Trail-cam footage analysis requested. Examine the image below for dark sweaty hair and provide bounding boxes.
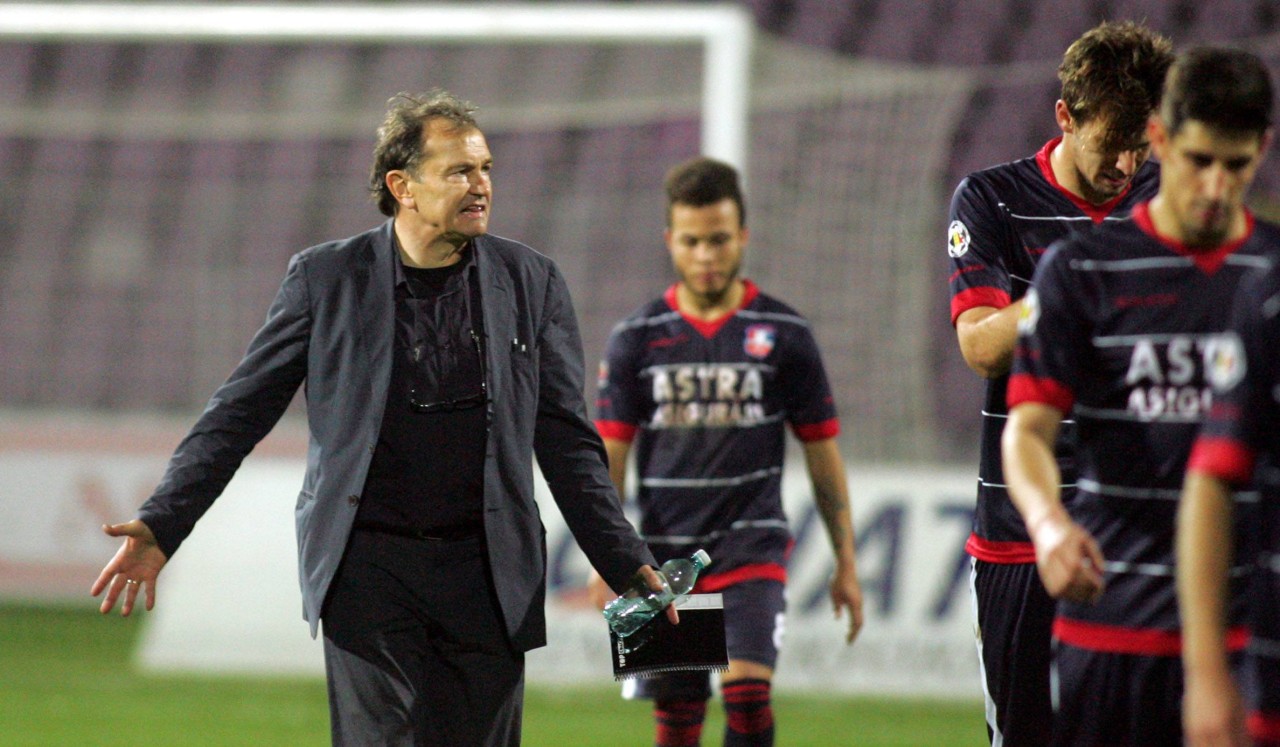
[369,89,479,216]
[1058,21,1174,150]
[663,156,747,228]
[1160,46,1274,138]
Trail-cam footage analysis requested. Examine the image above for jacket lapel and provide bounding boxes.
[356,220,397,400]
[474,236,512,407]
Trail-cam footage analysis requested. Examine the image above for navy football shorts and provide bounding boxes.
[623,578,786,701]
[969,557,1055,745]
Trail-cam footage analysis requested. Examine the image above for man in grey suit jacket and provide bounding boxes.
[91,90,668,746]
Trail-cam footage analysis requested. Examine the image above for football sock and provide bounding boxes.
[722,678,774,746]
[654,698,707,747]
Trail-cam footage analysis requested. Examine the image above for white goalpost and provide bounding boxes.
[0,2,753,170]
[0,0,997,697]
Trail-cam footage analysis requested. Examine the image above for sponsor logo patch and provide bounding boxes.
[948,220,971,258]
[1017,290,1040,335]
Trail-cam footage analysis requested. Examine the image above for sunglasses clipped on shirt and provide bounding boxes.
[408,330,489,413]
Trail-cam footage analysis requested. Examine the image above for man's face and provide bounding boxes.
[666,198,747,305]
[1152,118,1269,248]
[1064,113,1152,204]
[401,120,493,241]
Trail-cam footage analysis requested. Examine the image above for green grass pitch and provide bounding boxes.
[0,603,986,745]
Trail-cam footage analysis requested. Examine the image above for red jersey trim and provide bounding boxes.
[951,287,1012,325]
[792,418,840,442]
[665,279,761,339]
[1131,201,1255,275]
[1187,436,1257,486]
[1053,618,1250,656]
[1035,137,1132,223]
[693,563,787,592]
[1248,711,1280,742]
[966,534,1036,564]
[595,420,637,442]
[1007,373,1074,414]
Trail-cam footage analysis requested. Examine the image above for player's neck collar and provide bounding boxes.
[665,279,759,338]
[1132,201,1254,275]
[1036,137,1131,224]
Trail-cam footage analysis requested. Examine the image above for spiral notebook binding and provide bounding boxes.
[609,593,728,681]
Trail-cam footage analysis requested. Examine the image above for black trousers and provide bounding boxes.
[321,529,524,746]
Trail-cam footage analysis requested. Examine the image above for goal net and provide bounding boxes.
[0,1,1035,463]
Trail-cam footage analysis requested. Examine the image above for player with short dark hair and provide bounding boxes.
[1003,46,1276,746]
[590,156,863,747]
[1179,261,1280,747]
[946,20,1173,745]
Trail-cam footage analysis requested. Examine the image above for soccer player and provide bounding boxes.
[1002,47,1276,745]
[946,20,1173,744]
[1179,262,1280,747]
[590,156,863,747]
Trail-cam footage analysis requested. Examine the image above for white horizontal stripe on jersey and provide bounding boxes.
[981,410,1077,425]
[1072,403,1203,423]
[1002,208,1125,223]
[641,466,782,489]
[978,477,1078,490]
[1249,636,1280,660]
[641,361,776,376]
[1224,254,1273,269]
[1263,291,1280,319]
[1069,254,1271,274]
[611,310,683,333]
[1103,560,1252,578]
[1092,332,1229,347]
[644,518,791,545]
[1069,257,1193,272]
[737,309,810,327]
[642,412,786,432]
[1078,478,1261,504]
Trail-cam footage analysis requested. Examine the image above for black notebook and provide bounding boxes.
[609,593,729,680]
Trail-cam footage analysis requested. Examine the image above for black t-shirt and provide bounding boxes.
[358,252,487,534]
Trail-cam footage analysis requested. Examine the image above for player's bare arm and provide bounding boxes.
[802,437,863,644]
[90,519,167,617]
[1177,471,1248,747]
[955,302,1023,378]
[1002,402,1104,603]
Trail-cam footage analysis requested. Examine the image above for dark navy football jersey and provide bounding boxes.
[595,280,839,588]
[948,138,1159,562]
[1009,203,1275,655]
[1187,257,1280,736]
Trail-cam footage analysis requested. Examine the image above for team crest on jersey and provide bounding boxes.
[744,324,776,359]
[947,220,971,258]
[1017,290,1040,335]
[1205,333,1246,392]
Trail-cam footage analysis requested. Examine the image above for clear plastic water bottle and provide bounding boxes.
[603,549,711,638]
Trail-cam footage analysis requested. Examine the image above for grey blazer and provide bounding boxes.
[138,220,654,650]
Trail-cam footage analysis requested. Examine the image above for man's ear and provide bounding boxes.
[1054,100,1075,136]
[386,170,414,207]
[1147,116,1169,160]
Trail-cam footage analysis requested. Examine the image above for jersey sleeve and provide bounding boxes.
[1187,268,1280,485]
[1007,242,1088,414]
[593,322,644,443]
[948,175,1015,325]
[780,322,840,442]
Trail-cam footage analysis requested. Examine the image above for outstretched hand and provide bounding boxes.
[90,520,168,616]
